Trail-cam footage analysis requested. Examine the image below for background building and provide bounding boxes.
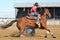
[14,2,60,19]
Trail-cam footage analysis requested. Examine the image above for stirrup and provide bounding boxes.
[36,22,40,27]
[36,22,39,24]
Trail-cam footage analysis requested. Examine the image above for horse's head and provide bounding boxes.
[44,7,51,17]
[37,7,51,18]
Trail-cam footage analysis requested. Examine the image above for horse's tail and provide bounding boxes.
[0,19,17,29]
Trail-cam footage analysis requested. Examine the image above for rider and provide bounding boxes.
[30,2,40,27]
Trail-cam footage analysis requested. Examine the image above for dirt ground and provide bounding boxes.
[0,23,60,40]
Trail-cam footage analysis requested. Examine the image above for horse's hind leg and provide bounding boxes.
[45,28,56,38]
[19,27,25,37]
[16,23,25,37]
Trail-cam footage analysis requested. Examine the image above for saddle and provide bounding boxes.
[26,15,37,20]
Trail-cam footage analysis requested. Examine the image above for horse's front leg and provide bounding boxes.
[45,28,56,38]
[40,21,56,38]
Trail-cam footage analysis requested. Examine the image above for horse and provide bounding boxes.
[0,7,56,38]
[16,7,56,38]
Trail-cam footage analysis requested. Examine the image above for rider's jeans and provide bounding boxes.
[31,12,40,22]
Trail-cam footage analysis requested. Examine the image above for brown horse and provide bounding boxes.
[17,8,56,38]
[0,7,56,38]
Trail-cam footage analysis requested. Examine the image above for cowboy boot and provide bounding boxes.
[36,22,40,28]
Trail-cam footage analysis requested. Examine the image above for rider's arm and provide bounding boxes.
[30,6,37,13]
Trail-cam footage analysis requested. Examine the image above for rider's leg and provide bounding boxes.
[37,14,40,27]
[31,12,41,27]
[34,13,41,27]
[34,13,40,22]
[37,14,40,22]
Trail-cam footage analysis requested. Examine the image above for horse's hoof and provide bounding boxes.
[53,36,56,38]
[44,36,47,38]
[20,35,25,37]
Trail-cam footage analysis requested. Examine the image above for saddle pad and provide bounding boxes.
[26,16,36,20]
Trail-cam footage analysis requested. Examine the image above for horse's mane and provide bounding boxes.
[37,7,45,15]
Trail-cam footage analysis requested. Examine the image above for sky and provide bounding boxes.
[0,0,60,18]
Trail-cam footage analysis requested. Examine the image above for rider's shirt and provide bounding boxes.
[30,6,37,13]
